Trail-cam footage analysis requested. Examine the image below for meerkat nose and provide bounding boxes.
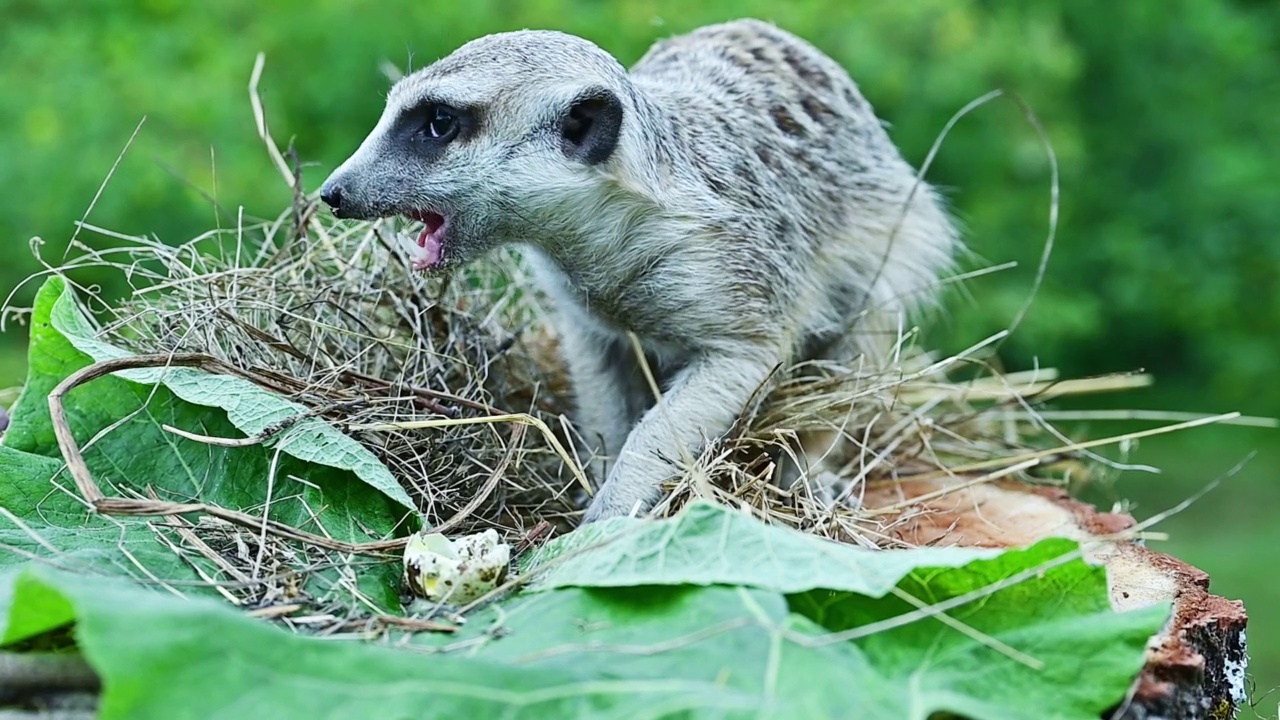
[320,180,344,214]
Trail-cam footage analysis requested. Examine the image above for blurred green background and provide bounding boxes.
[2,0,1277,703]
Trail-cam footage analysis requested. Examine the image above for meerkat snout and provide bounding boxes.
[318,183,344,216]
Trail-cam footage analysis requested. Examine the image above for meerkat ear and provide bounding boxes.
[560,88,623,165]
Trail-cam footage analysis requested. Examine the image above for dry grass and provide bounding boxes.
[73,204,589,534]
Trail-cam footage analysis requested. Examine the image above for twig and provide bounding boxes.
[49,353,237,505]
[907,412,1241,481]
[429,424,525,535]
[63,117,147,261]
[46,353,409,556]
[374,614,458,634]
[349,413,591,497]
[248,54,294,189]
[0,652,100,702]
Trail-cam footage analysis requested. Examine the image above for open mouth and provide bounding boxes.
[404,210,447,271]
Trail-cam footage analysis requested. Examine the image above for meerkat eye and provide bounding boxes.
[422,105,459,141]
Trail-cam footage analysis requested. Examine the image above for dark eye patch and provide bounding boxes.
[396,99,477,151]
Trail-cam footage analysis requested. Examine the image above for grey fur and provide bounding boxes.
[320,19,958,522]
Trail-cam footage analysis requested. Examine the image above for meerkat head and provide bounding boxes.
[319,30,636,273]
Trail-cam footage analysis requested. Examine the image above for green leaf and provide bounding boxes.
[3,568,770,719]
[789,540,1171,720]
[1,277,411,611]
[466,506,1167,720]
[0,445,207,642]
[411,583,901,715]
[0,569,76,645]
[0,445,196,579]
[0,444,82,518]
[523,500,1004,596]
[4,276,409,541]
[7,275,415,512]
[0,502,1168,720]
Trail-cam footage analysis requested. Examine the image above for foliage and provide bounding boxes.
[0,527,1168,719]
[1,0,1274,707]
[19,275,417,513]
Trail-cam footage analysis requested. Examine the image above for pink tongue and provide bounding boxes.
[417,227,443,266]
[414,212,445,267]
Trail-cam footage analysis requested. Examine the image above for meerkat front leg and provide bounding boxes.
[582,347,782,522]
[554,320,649,485]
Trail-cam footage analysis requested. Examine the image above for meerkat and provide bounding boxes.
[319,19,958,522]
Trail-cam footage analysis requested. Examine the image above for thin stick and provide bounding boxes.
[49,353,226,505]
[871,458,1042,514]
[430,424,524,535]
[993,409,1278,429]
[248,54,294,189]
[349,414,591,497]
[909,412,1241,480]
[0,506,62,556]
[889,584,1044,669]
[1001,92,1060,339]
[64,117,147,260]
[897,374,1153,404]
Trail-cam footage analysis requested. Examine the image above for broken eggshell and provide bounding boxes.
[402,528,511,605]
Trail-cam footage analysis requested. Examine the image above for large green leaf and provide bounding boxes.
[3,275,410,542]
[440,504,1170,720]
[523,500,1005,595]
[411,583,899,715]
[1,277,410,610]
[788,543,1166,720]
[0,445,205,644]
[4,567,770,720]
[0,443,82,518]
[0,500,1169,720]
[5,275,415,512]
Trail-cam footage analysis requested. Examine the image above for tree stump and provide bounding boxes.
[859,478,1249,719]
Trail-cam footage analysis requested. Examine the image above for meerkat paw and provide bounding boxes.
[581,478,662,524]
